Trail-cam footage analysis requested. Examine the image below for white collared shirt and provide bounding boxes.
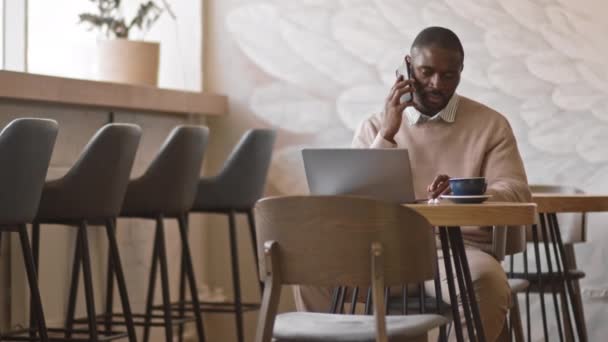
[404,93,460,125]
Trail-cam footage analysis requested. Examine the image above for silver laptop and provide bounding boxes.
[302,148,416,204]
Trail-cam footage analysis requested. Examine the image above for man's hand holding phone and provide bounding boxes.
[379,72,415,144]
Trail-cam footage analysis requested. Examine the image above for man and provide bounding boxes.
[294,27,531,341]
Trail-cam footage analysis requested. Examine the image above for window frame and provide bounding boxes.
[2,0,28,72]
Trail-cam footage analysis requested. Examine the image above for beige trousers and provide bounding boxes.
[293,247,511,342]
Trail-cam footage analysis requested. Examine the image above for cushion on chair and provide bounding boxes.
[273,312,447,342]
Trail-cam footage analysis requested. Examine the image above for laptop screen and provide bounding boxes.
[302,148,416,204]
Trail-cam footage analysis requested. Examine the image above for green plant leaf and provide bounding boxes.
[80,0,173,39]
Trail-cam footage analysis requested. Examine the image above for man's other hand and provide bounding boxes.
[427,174,451,199]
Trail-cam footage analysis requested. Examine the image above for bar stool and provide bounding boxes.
[0,118,58,342]
[113,125,209,342]
[184,129,276,342]
[32,123,141,342]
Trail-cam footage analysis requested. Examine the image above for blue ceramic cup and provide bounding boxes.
[449,177,487,196]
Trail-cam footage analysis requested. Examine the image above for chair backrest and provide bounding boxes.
[0,118,58,224]
[55,123,141,218]
[254,195,437,342]
[529,184,586,244]
[254,196,436,287]
[132,125,209,214]
[212,129,276,209]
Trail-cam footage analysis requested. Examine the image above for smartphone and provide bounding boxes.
[395,60,413,103]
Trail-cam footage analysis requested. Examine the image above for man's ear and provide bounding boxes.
[460,62,464,72]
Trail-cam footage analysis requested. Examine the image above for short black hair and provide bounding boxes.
[411,26,464,61]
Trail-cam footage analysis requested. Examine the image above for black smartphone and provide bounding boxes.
[395,60,413,103]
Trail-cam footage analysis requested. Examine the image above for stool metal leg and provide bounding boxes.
[246,210,263,295]
[65,228,82,339]
[178,214,206,342]
[104,244,114,336]
[156,216,174,342]
[105,219,137,342]
[79,221,99,341]
[228,210,245,342]
[30,222,41,341]
[18,224,49,342]
[177,222,188,342]
[143,227,160,342]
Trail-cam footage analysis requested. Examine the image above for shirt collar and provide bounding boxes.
[404,93,460,126]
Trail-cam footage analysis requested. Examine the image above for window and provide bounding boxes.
[0,3,4,66]
[26,0,201,91]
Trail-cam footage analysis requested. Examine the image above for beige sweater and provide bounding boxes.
[352,95,531,244]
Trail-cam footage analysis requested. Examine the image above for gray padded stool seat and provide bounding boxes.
[185,129,276,342]
[32,123,141,342]
[0,118,58,342]
[273,312,447,342]
[115,125,209,342]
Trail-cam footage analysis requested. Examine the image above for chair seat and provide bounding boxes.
[508,279,530,293]
[273,312,447,342]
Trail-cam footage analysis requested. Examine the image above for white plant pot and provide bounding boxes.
[97,39,160,86]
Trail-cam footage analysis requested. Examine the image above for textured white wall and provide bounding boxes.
[205,0,608,340]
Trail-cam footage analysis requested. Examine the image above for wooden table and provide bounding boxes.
[527,194,608,342]
[533,193,608,213]
[405,201,536,226]
[404,201,537,342]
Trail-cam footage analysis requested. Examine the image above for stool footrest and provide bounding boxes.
[1,327,128,342]
[71,312,197,327]
[150,300,261,313]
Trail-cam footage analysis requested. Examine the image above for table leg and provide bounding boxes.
[549,213,587,342]
[523,248,531,341]
[439,227,464,342]
[539,214,565,342]
[450,228,486,342]
[447,229,476,339]
[531,223,550,341]
[544,213,575,341]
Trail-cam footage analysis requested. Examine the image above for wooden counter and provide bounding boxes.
[0,70,227,116]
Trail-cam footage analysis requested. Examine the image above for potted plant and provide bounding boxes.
[79,0,176,86]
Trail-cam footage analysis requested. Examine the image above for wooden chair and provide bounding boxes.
[508,184,587,342]
[253,195,448,342]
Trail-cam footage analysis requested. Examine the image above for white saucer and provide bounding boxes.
[440,194,492,204]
